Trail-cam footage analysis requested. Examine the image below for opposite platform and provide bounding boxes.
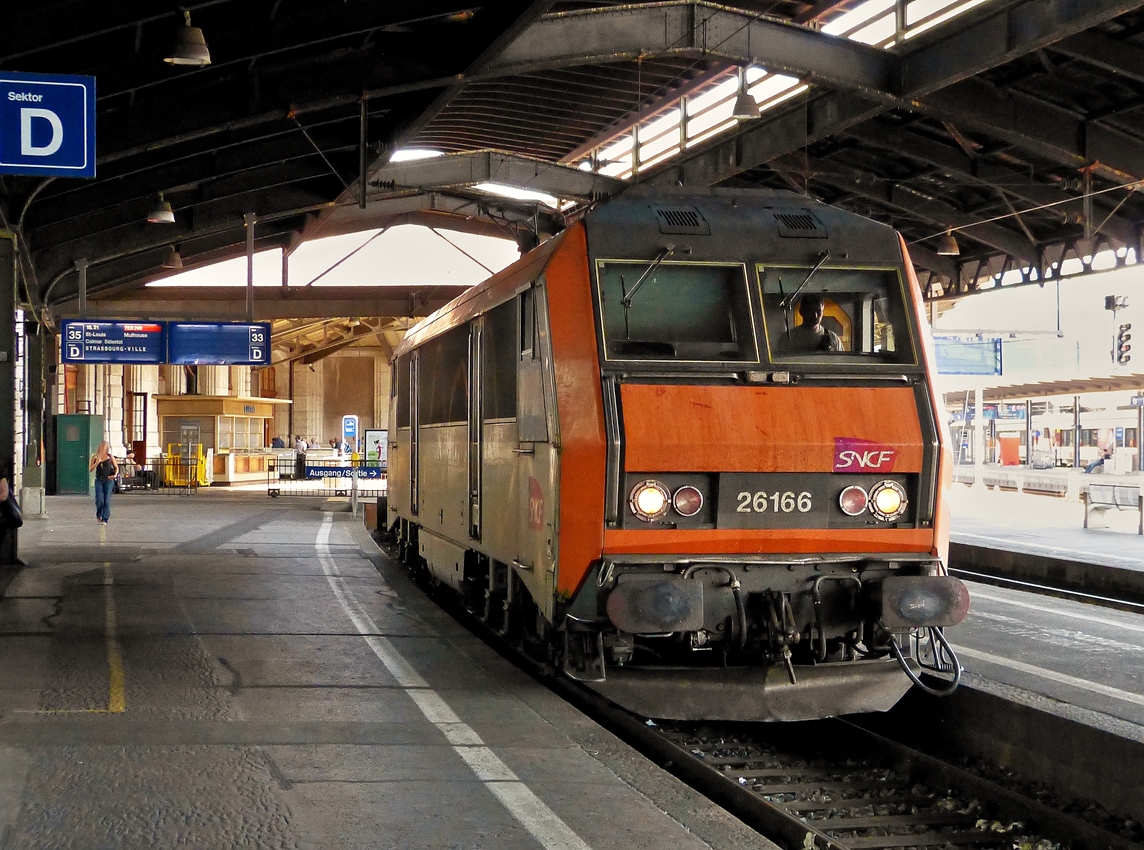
[0,493,773,849]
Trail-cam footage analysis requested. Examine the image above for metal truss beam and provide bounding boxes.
[788,155,1040,264]
[488,1,896,96]
[920,79,1144,183]
[51,285,471,322]
[1053,29,1144,85]
[650,0,1143,187]
[899,0,1144,96]
[844,123,1141,249]
[368,150,624,200]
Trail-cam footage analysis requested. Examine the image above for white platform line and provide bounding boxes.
[968,588,1144,634]
[951,644,1144,708]
[316,516,592,850]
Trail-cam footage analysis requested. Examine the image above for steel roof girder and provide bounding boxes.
[1052,30,1144,85]
[488,1,897,97]
[794,155,1039,265]
[898,242,959,282]
[921,79,1144,183]
[649,91,884,187]
[844,123,1140,249]
[370,150,624,200]
[898,0,1144,97]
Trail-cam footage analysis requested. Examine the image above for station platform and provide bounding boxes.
[946,483,1144,743]
[949,478,1144,572]
[0,494,772,849]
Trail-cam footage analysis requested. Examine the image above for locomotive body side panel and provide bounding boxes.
[479,419,521,563]
[416,423,469,546]
[899,236,953,564]
[544,225,608,599]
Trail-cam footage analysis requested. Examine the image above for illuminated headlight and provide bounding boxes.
[630,480,670,521]
[868,480,908,522]
[879,576,970,628]
[672,486,704,517]
[839,485,868,516]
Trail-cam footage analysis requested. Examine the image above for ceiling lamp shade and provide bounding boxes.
[148,194,175,224]
[936,229,960,256]
[164,11,211,66]
[162,248,183,270]
[731,68,758,121]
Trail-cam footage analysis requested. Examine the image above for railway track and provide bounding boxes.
[387,540,1138,850]
[647,718,1138,850]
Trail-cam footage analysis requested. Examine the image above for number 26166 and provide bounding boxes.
[736,491,812,513]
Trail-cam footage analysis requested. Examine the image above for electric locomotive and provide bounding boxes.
[388,187,968,721]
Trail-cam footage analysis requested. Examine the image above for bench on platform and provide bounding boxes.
[1083,484,1143,534]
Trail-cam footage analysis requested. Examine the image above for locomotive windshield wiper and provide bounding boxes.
[621,244,675,309]
[780,249,831,310]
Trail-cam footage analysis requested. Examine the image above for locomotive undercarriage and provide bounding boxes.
[565,556,964,720]
[393,517,962,720]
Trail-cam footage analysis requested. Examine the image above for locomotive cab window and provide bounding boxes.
[758,266,915,364]
[596,261,757,363]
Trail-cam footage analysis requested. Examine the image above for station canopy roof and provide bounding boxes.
[8,0,1144,340]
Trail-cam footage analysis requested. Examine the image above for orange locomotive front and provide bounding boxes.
[389,187,967,722]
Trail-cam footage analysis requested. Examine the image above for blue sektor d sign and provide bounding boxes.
[0,71,96,178]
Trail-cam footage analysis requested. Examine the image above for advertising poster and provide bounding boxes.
[364,429,388,465]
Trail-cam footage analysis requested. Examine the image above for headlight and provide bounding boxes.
[629,480,670,521]
[839,485,868,516]
[672,485,704,517]
[868,480,908,522]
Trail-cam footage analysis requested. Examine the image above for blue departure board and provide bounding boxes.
[167,322,271,365]
[61,320,166,363]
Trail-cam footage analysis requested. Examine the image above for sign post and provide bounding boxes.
[342,415,360,517]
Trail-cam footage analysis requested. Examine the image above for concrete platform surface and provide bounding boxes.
[950,483,1144,572]
[1,493,775,850]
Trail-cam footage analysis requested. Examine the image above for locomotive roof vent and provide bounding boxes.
[773,210,828,238]
[653,205,710,235]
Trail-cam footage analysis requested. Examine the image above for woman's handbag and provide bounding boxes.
[0,492,23,530]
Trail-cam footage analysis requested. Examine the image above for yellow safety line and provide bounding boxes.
[103,562,126,713]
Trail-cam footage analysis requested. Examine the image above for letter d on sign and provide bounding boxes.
[21,108,63,156]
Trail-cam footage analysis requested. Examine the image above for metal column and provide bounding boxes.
[1137,404,1143,473]
[1025,399,1033,468]
[972,387,985,486]
[0,226,19,563]
[21,323,46,515]
[1073,395,1082,468]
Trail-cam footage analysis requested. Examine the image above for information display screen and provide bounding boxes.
[61,320,165,363]
[167,322,271,365]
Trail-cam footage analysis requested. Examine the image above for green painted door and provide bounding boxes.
[56,414,104,494]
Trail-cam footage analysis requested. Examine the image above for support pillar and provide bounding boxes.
[1024,399,1033,470]
[0,225,18,563]
[1073,394,1082,469]
[972,387,985,489]
[21,324,46,516]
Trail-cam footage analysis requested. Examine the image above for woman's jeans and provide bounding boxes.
[94,478,114,522]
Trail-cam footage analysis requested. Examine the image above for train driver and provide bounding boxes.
[778,294,843,354]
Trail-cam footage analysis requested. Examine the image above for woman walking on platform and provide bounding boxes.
[88,441,118,525]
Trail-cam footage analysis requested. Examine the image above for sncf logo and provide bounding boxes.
[834,438,897,473]
[528,477,544,530]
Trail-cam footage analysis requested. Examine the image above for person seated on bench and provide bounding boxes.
[1084,447,1112,474]
[119,451,158,490]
